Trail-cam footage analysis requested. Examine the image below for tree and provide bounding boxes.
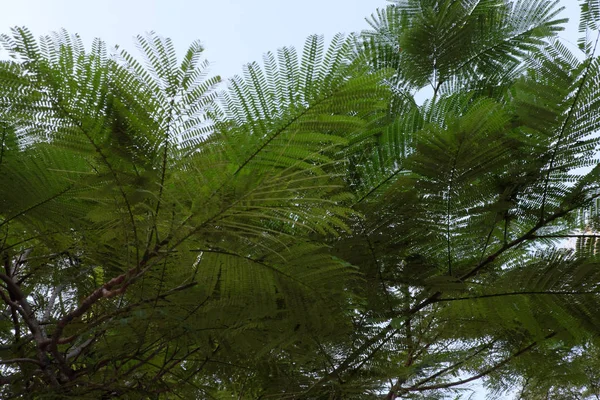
[1,0,600,398]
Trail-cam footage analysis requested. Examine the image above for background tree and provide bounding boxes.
[1,0,600,399]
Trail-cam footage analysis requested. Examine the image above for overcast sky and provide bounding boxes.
[0,0,583,81]
[0,1,588,398]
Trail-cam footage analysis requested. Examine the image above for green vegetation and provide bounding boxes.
[1,0,600,398]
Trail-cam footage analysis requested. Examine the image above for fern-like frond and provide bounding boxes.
[361,0,566,96]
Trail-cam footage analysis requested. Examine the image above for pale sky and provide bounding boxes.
[0,0,583,81]
[0,1,588,399]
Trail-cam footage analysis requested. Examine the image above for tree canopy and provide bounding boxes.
[1,0,600,398]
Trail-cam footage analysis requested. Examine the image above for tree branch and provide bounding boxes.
[435,290,600,302]
[0,270,59,386]
[401,332,556,393]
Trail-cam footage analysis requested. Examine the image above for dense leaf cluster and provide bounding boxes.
[1,1,600,399]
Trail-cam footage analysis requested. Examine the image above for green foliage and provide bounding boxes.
[2,1,600,399]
